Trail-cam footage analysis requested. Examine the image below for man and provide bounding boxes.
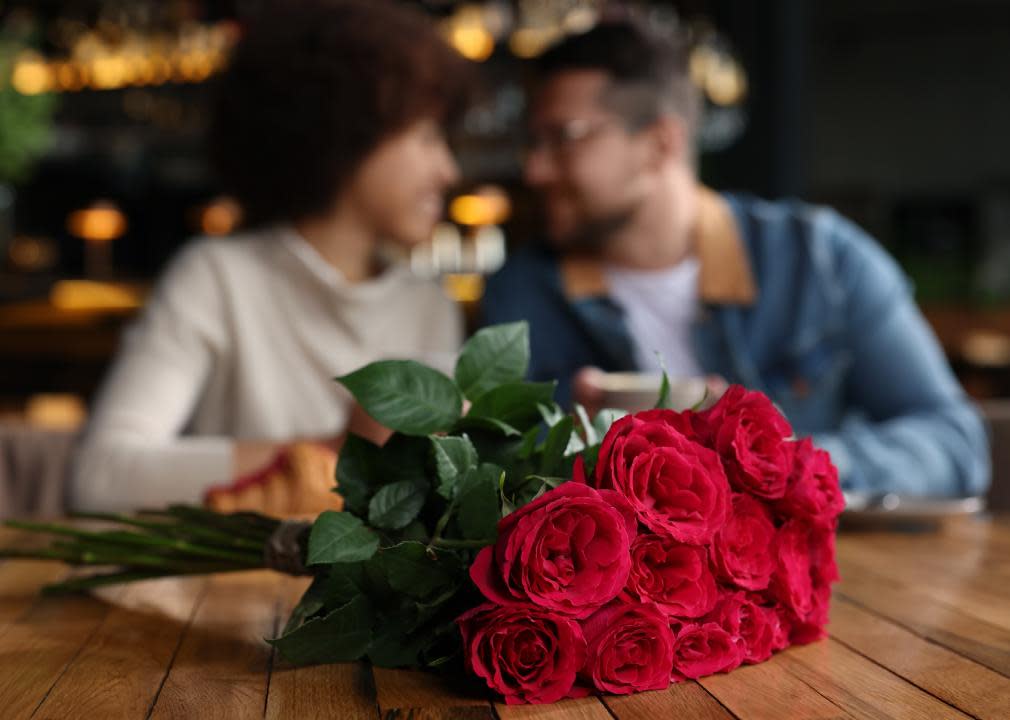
[482,20,989,497]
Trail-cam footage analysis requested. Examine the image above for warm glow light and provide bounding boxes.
[199,197,242,236]
[449,190,511,226]
[89,54,129,89]
[25,394,87,430]
[11,52,52,95]
[962,331,1010,368]
[53,61,84,91]
[706,60,748,106]
[449,25,495,62]
[67,203,128,243]
[508,27,561,59]
[49,280,143,311]
[442,273,485,303]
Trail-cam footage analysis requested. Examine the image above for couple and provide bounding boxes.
[73,0,989,514]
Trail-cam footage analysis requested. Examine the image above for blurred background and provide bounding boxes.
[2,0,1010,433]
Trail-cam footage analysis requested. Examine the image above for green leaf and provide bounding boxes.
[692,386,712,411]
[337,360,463,436]
[307,511,379,565]
[457,464,502,540]
[337,434,428,516]
[525,475,567,489]
[537,402,566,427]
[368,480,428,530]
[574,403,598,446]
[466,381,557,430]
[453,416,522,437]
[374,541,462,599]
[454,321,530,401]
[283,560,369,635]
[367,618,430,668]
[655,365,672,409]
[398,520,429,543]
[540,416,573,476]
[431,435,478,500]
[270,595,373,665]
[592,408,628,439]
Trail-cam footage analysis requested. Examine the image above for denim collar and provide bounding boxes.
[558,186,756,307]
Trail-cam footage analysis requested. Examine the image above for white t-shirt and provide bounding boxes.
[71,227,462,511]
[604,257,704,377]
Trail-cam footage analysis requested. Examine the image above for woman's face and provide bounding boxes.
[346,118,460,247]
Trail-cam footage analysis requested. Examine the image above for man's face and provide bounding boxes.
[524,70,653,249]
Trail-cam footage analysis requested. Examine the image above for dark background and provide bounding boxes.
[2,0,1010,411]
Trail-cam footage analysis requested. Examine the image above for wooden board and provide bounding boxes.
[0,515,1007,718]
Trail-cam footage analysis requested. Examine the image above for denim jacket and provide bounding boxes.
[482,189,990,497]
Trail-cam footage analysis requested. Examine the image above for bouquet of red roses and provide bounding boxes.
[1,322,842,706]
[459,388,843,703]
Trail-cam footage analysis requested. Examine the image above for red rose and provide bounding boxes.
[457,603,589,705]
[707,592,784,664]
[770,520,838,640]
[470,482,635,618]
[671,621,743,679]
[788,584,831,644]
[623,534,718,618]
[581,602,676,694]
[710,493,778,591]
[703,385,794,499]
[595,411,731,545]
[786,526,838,644]
[778,438,844,527]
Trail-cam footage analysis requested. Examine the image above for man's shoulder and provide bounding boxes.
[486,243,558,292]
[723,192,874,257]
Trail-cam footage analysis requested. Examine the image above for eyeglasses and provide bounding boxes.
[522,117,624,159]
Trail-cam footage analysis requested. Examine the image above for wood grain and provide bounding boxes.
[3,517,1010,718]
[0,586,123,719]
[267,662,378,720]
[31,577,205,720]
[148,571,279,719]
[835,565,1010,677]
[776,639,973,720]
[373,667,494,720]
[828,597,1010,720]
[602,681,734,719]
[494,696,613,720]
[0,560,67,624]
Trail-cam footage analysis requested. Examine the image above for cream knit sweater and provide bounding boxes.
[71,228,462,511]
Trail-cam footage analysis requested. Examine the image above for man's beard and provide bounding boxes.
[554,203,638,254]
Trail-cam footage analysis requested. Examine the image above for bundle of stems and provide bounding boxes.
[1,505,280,594]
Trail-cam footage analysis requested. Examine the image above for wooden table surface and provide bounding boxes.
[1,516,1008,720]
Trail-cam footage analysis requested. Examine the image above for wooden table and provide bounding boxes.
[1,516,1008,719]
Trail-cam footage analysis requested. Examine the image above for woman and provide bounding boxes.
[72,0,470,513]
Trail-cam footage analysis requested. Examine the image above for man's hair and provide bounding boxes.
[536,20,699,134]
[209,0,471,229]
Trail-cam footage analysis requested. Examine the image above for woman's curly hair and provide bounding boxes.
[209,0,471,228]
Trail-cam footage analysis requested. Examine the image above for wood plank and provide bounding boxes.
[602,681,735,719]
[837,537,1010,628]
[148,570,282,719]
[0,586,123,720]
[372,667,494,720]
[30,577,206,720]
[0,560,67,624]
[266,576,377,720]
[699,654,852,720]
[777,639,972,720]
[267,662,378,720]
[495,696,613,720]
[828,597,1010,720]
[836,566,1010,677]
